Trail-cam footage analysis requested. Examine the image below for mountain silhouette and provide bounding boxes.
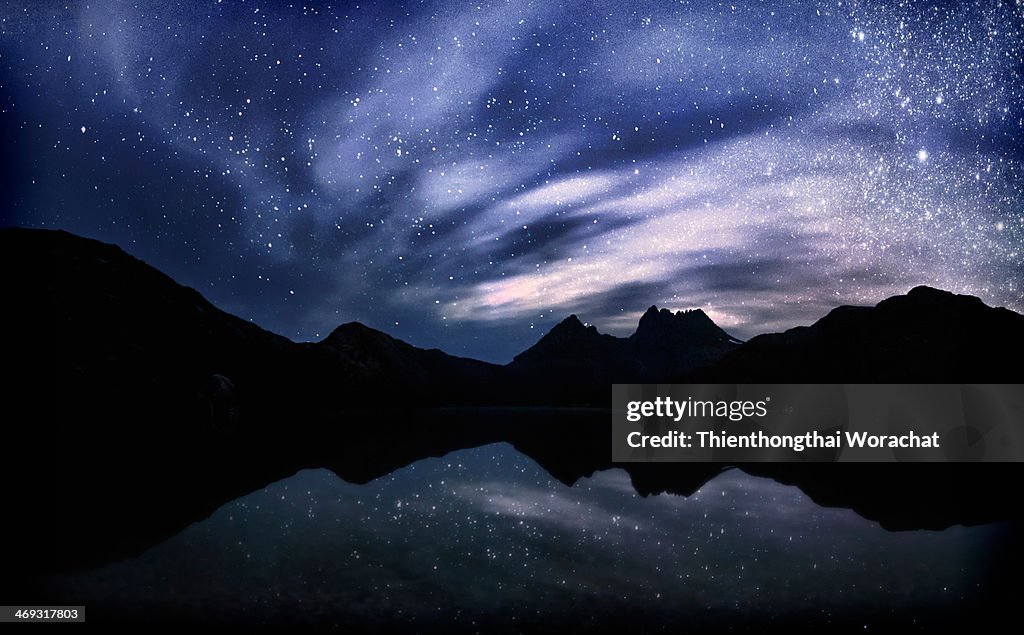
[507,307,742,403]
[512,306,742,379]
[703,285,1024,381]
[1,227,1022,582]
[506,314,635,403]
[317,321,504,404]
[631,305,743,375]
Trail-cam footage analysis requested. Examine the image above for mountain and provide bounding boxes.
[507,307,743,403]
[0,227,305,578]
[703,286,1024,381]
[630,305,742,376]
[507,315,640,402]
[511,314,630,371]
[316,321,503,404]
[0,227,310,430]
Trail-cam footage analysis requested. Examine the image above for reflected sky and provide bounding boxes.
[46,444,1003,630]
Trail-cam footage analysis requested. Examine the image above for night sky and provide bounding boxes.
[2,0,1022,362]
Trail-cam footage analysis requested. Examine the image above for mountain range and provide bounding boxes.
[1,227,1022,582]
[6,227,1021,416]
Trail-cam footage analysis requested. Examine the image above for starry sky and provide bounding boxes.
[2,0,1022,362]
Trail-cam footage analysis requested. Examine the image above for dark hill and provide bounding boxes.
[316,321,503,404]
[703,286,1024,381]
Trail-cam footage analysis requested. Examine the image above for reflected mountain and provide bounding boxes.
[34,444,1019,633]
[1,228,1022,586]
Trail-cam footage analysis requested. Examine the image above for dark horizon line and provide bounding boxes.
[3,224,1014,366]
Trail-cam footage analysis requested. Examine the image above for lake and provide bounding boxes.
[41,443,1010,631]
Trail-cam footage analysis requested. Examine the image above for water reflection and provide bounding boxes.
[48,443,1002,631]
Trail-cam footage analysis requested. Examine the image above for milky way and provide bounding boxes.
[2,0,1022,361]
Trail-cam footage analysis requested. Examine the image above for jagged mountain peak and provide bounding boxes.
[552,313,588,331]
[527,313,603,343]
[509,302,742,381]
[632,304,735,345]
[641,304,708,316]
[637,305,713,329]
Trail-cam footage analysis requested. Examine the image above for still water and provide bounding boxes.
[46,443,1005,631]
